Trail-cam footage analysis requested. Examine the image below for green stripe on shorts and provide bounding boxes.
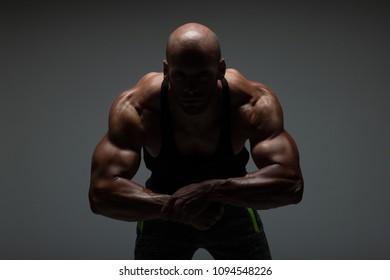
[247,208,260,233]
[137,221,144,233]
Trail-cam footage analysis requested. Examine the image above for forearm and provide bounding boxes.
[89,177,170,222]
[209,164,304,210]
[161,163,304,225]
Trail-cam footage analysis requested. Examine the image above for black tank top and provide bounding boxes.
[143,78,250,195]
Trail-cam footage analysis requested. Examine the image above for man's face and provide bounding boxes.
[164,53,224,115]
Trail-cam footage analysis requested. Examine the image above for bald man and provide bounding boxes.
[89,23,303,260]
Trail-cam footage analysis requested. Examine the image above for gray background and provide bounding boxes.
[1,0,389,259]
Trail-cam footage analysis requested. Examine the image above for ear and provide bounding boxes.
[163,60,169,80]
[218,58,226,80]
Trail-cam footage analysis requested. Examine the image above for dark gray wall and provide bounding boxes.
[1,0,389,259]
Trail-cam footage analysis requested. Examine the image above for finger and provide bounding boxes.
[160,198,175,220]
[165,197,187,222]
[178,200,210,224]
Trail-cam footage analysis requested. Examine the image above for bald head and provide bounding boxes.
[166,23,221,63]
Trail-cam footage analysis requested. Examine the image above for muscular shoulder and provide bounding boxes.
[114,72,163,112]
[108,72,163,149]
[226,69,284,141]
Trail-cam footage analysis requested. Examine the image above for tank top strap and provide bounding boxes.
[160,79,175,153]
[219,77,234,154]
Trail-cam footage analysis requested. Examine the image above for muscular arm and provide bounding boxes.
[162,84,303,222]
[210,89,303,209]
[210,131,303,209]
[88,93,169,222]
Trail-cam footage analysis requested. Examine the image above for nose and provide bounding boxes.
[185,78,199,95]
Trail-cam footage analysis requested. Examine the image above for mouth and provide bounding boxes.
[180,98,204,104]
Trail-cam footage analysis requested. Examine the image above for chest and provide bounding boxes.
[143,113,247,158]
[172,121,221,156]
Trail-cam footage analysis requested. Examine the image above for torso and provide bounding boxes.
[124,69,266,158]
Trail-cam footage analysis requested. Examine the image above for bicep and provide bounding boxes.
[91,134,141,181]
[91,95,144,181]
[250,131,301,176]
[247,87,300,170]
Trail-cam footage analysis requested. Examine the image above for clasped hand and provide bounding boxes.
[160,181,224,230]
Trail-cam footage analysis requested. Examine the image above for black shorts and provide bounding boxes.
[134,205,272,260]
